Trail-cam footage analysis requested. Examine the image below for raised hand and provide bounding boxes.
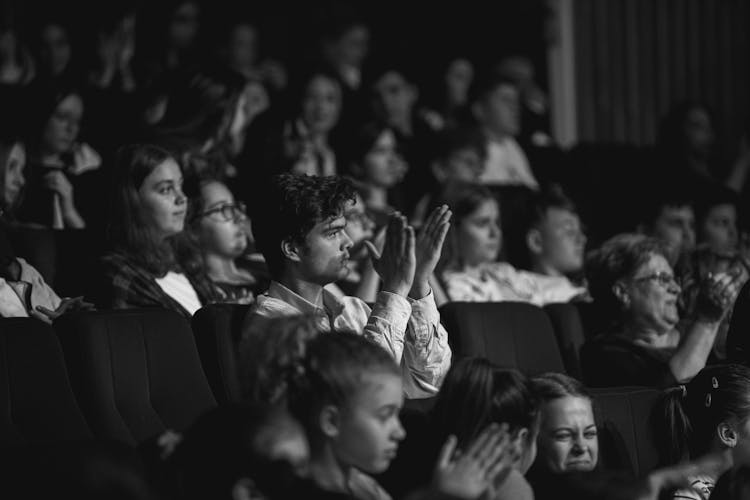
[432,423,515,499]
[365,213,416,297]
[696,270,745,322]
[411,204,452,298]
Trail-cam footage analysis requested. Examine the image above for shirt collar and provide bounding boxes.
[267,281,345,317]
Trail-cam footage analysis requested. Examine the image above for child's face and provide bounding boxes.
[702,204,738,254]
[362,129,407,189]
[333,372,405,474]
[196,181,248,259]
[456,198,502,267]
[534,208,587,274]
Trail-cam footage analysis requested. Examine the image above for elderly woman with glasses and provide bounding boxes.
[181,176,258,304]
[581,233,742,388]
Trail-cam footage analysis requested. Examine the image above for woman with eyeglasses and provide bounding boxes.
[99,144,218,317]
[181,177,259,304]
[581,233,742,388]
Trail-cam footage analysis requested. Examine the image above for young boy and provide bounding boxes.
[243,173,452,399]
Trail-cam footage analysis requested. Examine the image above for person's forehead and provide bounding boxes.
[543,207,579,225]
[543,397,594,423]
[659,204,694,219]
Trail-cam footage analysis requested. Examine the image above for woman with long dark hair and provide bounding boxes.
[100,143,215,316]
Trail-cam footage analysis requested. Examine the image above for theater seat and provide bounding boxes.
[55,309,216,446]
[543,303,586,378]
[0,318,92,445]
[591,386,662,477]
[439,301,565,374]
[191,304,251,404]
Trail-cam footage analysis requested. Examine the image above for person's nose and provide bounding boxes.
[174,188,186,206]
[341,230,353,251]
[392,417,406,442]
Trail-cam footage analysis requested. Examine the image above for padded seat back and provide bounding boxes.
[55,309,216,446]
[439,301,565,374]
[591,386,662,477]
[191,304,251,404]
[0,318,92,445]
[543,303,586,378]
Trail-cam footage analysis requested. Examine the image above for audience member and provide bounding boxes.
[100,143,216,316]
[423,55,475,131]
[656,364,750,499]
[182,176,257,304]
[638,188,696,268]
[469,68,538,189]
[366,60,438,211]
[506,185,587,281]
[410,127,486,227]
[243,173,452,398]
[437,183,586,305]
[344,122,409,220]
[528,373,598,481]
[326,191,381,302]
[0,132,25,220]
[0,9,36,86]
[170,403,316,500]
[285,330,405,499]
[657,101,750,196]
[430,357,539,500]
[259,67,343,177]
[18,81,101,229]
[582,234,741,387]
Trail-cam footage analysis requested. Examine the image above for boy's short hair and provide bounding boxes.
[251,174,356,278]
[505,185,579,269]
[432,127,487,164]
[468,67,518,105]
[638,183,695,229]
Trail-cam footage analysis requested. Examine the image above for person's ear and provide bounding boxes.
[612,282,630,309]
[319,405,341,439]
[281,238,302,263]
[718,422,739,448]
[526,229,543,256]
[231,478,262,500]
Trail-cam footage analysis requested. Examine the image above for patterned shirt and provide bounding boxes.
[101,251,218,318]
[243,281,452,399]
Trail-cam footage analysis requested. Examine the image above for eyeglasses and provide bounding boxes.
[632,271,677,288]
[199,202,247,222]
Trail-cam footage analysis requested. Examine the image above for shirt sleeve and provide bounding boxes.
[361,291,412,363]
[402,289,452,398]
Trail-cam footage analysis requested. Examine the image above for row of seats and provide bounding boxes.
[0,304,657,478]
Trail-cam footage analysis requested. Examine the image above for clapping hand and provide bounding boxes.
[696,270,744,322]
[432,423,516,499]
[365,213,416,297]
[411,205,452,298]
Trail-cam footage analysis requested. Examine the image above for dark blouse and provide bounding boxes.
[580,333,678,388]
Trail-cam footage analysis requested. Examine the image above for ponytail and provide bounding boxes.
[655,364,750,465]
[655,384,693,465]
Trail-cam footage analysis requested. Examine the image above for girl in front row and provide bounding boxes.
[286,330,518,500]
[657,364,750,500]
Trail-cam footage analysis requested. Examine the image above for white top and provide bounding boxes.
[442,262,585,306]
[155,271,202,315]
[479,136,539,189]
